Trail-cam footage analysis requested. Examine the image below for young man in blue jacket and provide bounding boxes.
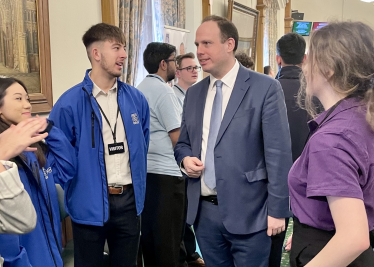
[49,23,150,267]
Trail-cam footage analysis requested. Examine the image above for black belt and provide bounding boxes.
[200,195,218,205]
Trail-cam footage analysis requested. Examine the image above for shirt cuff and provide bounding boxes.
[180,157,188,175]
[0,161,24,199]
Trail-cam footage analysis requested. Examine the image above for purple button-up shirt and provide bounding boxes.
[288,97,374,231]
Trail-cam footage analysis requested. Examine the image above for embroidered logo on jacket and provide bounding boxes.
[131,113,139,124]
[42,167,52,179]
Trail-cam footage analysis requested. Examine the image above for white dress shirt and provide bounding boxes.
[92,80,132,186]
[200,60,240,196]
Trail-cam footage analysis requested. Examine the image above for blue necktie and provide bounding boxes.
[204,80,223,190]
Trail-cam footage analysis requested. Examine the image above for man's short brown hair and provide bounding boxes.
[82,23,126,48]
[176,52,195,68]
[235,52,254,70]
[202,15,239,52]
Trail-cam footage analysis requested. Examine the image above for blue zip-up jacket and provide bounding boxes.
[49,70,150,226]
[0,125,76,267]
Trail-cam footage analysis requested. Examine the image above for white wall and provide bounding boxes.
[292,0,374,49]
[49,0,102,103]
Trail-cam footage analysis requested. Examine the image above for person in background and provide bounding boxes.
[137,42,186,267]
[0,77,76,267]
[174,15,292,267]
[49,23,150,267]
[235,52,254,70]
[0,118,46,267]
[268,33,308,267]
[174,53,205,267]
[289,21,374,266]
[264,65,275,78]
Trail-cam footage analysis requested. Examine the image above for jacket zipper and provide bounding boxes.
[82,87,109,224]
[32,162,58,267]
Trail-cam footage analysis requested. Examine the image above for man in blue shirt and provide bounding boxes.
[137,42,186,267]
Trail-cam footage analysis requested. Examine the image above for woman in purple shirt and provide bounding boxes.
[288,21,374,266]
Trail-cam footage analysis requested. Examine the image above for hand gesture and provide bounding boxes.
[0,118,48,160]
[183,156,204,178]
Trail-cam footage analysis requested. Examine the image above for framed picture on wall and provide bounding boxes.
[0,0,52,113]
[227,0,259,65]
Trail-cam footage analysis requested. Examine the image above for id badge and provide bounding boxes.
[108,142,125,155]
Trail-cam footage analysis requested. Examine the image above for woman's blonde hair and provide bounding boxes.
[297,21,374,129]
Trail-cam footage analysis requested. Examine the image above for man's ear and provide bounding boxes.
[175,69,181,79]
[159,60,167,71]
[302,54,307,64]
[227,38,235,53]
[91,46,101,62]
[276,55,282,67]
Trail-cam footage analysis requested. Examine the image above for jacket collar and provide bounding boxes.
[82,69,123,95]
[276,66,302,80]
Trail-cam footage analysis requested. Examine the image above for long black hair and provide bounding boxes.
[0,77,48,167]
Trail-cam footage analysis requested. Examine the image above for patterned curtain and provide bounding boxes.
[161,0,186,28]
[264,0,279,73]
[118,0,147,86]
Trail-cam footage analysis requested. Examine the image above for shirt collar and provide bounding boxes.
[89,72,117,98]
[147,74,166,84]
[209,59,240,89]
[308,97,365,131]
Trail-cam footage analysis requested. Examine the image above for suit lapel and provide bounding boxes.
[216,67,251,145]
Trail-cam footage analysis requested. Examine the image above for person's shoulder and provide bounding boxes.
[119,81,148,103]
[54,82,86,108]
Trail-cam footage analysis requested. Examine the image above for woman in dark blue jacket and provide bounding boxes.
[0,77,76,267]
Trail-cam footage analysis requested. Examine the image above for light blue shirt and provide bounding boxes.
[137,74,182,177]
[173,84,186,108]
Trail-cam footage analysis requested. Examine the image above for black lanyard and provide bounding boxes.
[174,84,185,95]
[147,74,165,83]
[96,103,120,143]
[305,98,345,145]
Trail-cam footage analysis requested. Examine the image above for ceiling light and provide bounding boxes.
[361,0,374,2]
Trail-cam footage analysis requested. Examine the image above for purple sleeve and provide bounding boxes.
[306,132,364,200]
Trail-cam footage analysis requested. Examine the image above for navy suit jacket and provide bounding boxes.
[174,66,293,235]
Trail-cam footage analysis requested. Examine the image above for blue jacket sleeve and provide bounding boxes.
[174,88,193,166]
[49,102,76,146]
[45,124,77,187]
[0,235,32,267]
[262,80,293,218]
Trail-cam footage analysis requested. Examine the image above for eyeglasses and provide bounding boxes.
[164,58,177,66]
[178,66,202,72]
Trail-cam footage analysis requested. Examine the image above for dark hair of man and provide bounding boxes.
[143,42,176,74]
[235,52,254,69]
[82,23,126,48]
[264,65,271,75]
[276,33,306,65]
[0,77,48,167]
[176,52,195,68]
[202,15,239,52]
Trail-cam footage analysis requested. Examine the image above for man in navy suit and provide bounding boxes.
[174,16,293,267]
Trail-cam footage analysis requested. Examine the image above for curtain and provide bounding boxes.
[118,0,147,86]
[161,0,186,28]
[263,0,279,73]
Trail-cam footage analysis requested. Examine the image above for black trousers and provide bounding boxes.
[180,178,200,264]
[290,216,374,267]
[72,187,140,267]
[140,173,186,267]
[269,218,289,267]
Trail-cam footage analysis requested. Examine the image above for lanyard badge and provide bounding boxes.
[96,103,125,155]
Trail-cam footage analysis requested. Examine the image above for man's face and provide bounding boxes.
[195,21,230,78]
[97,40,127,78]
[176,58,199,86]
[166,53,177,82]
